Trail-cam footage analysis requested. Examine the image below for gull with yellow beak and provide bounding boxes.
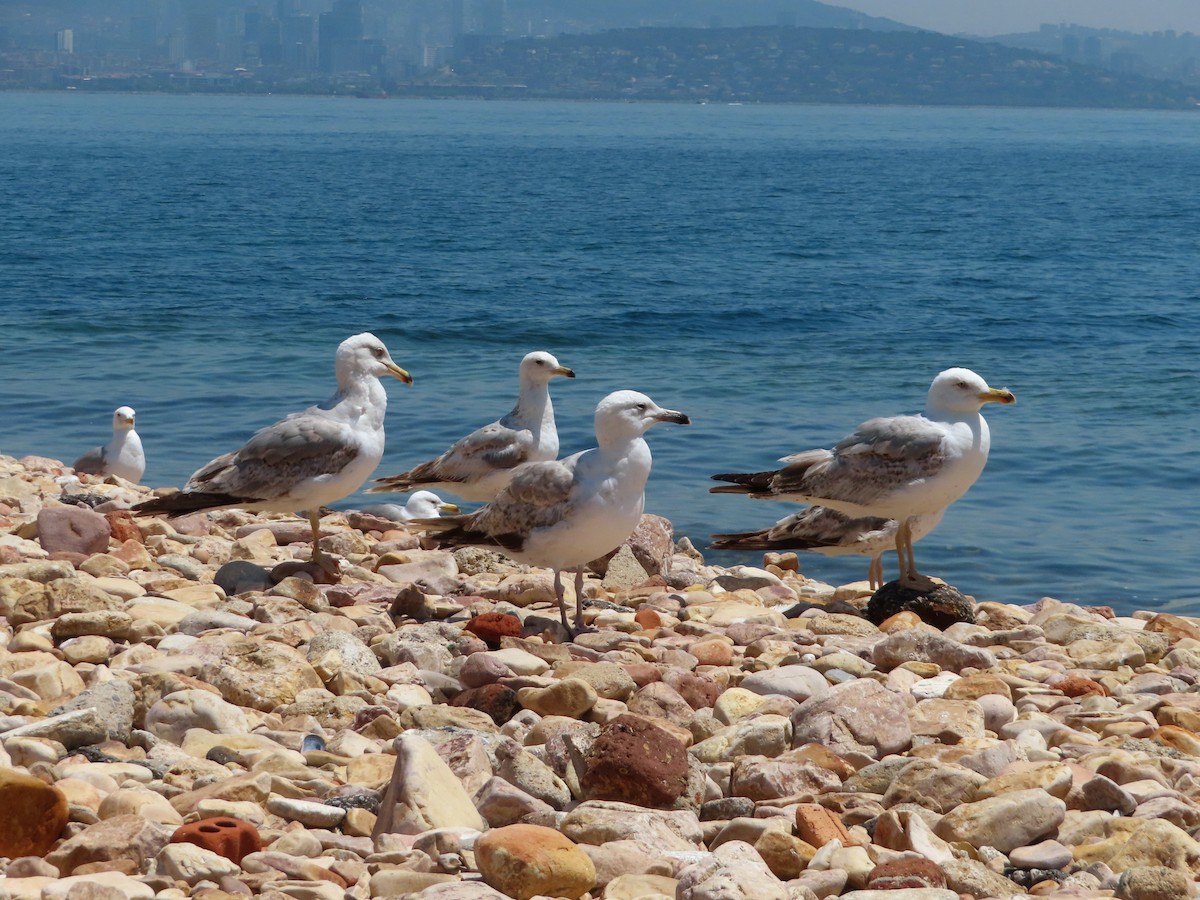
[711,367,1014,590]
[133,332,411,573]
[372,350,575,502]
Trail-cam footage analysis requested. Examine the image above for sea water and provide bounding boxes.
[1,92,1197,613]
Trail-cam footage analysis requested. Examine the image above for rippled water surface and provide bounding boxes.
[2,93,1197,613]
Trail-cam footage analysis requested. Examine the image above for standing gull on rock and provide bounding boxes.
[73,406,145,483]
[132,333,411,572]
[711,367,1013,590]
[711,506,945,589]
[371,350,574,502]
[411,390,690,632]
[360,490,460,523]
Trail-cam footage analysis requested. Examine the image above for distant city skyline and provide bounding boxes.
[842,0,1200,36]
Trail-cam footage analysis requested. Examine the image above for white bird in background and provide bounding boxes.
[412,390,690,632]
[73,405,146,483]
[711,367,1014,590]
[361,490,461,522]
[371,350,575,502]
[132,333,412,573]
[711,506,946,590]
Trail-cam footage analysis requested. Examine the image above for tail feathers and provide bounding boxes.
[367,477,418,494]
[709,530,785,551]
[709,470,776,495]
[131,491,261,517]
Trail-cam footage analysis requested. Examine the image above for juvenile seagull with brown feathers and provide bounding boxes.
[132,332,411,573]
[371,350,574,502]
[711,367,1013,590]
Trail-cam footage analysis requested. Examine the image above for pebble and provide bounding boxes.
[4,453,1200,899]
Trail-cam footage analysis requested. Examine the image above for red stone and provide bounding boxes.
[795,803,853,848]
[662,669,721,710]
[464,612,522,648]
[105,510,143,544]
[867,857,947,890]
[581,713,689,809]
[171,818,262,864]
[1055,675,1108,698]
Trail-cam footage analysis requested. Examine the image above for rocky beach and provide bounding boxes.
[2,451,1199,900]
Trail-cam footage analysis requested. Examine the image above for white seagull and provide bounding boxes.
[711,506,946,589]
[711,368,1014,590]
[411,390,690,632]
[73,405,146,483]
[360,490,461,523]
[132,333,411,572]
[371,350,574,502]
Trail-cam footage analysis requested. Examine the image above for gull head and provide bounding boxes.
[113,406,137,431]
[595,390,691,442]
[520,350,575,385]
[927,367,1016,415]
[337,332,412,386]
[404,490,460,519]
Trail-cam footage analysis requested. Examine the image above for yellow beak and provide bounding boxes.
[438,502,461,513]
[552,366,576,379]
[980,387,1015,405]
[385,361,413,385]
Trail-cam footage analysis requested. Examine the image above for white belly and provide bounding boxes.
[517,483,645,572]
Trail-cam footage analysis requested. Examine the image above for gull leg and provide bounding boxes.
[868,555,883,591]
[898,517,936,592]
[306,510,340,576]
[894,519,910,585]
[574,567,586,632]
[554,569,570,631]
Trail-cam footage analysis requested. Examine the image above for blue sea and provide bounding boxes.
[1,92,1197,614]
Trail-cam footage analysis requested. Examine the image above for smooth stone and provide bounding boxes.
[372,732,487,836]
[475,823,597,900]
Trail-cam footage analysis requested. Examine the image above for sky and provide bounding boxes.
[842,0,1200,36]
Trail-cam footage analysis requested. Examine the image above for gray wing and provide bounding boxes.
[72,445,108,475]
[770,415,948,506]
[374,419,533,489]
[467,455,579,540]
[185,407,359,500]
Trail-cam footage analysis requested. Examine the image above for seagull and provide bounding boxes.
[73,406,146,483]
[711,507,945,589]
[370,350,574,502]
[711,368,1014,591]
[411,390,690,632]
[132,333,411,573]
[360,491,461,523]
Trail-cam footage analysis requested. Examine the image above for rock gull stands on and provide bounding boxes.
[132,333,411,573]
[711,506,945,589]
[371,350,574,502]
[411,390,689,632]
[73,406,145,484]
[360,490,460,523]
[711,367,1014,590]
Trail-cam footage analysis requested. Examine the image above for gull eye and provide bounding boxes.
[636,403,647,412]
[955,380,967,389]
[372,347,385,358]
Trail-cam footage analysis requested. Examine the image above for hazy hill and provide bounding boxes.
[504,0,916,32]
[437,26,1200,108]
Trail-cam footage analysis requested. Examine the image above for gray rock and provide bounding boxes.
[214,560,276,596]
[52,680,135,745]
[790,679,912,758]
[305,630,381,678]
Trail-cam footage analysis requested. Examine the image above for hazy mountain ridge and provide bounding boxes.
[434,25,1199,108]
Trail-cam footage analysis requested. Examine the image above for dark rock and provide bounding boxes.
[450,684,520,726]
[1007,867,1067,888]
[37,506,111,556]
[324,789,381,813]
[866,580,976,628]
[59,493,109,509]
[206,746,244,766]
[213,560,276,596]
[700,797,756,821]
[581,713,689,809]
[271,559,340,585]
